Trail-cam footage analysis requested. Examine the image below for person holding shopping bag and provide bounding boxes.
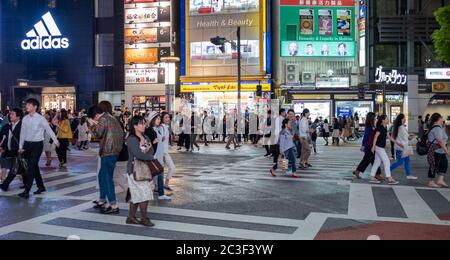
[390,114,418,180]
[278,119,300,178]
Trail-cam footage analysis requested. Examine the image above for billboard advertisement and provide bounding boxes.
[125,47,170,64]
[281,41,355,57]
[125,27,171,44]
[183,0,265,78]
[280,0,356,58]
[125,6,170,24]
[125,68,166,84]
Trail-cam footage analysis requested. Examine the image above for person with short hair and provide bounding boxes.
[88,103,124,214]
[18,99,60,199]
[0,108,26,191]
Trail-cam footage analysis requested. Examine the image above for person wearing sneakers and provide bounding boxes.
[390,114,418,180]
[353,112,382,180]
[161,112,176,192]
[278,119,300,178]
[146,112,171,200]
[299,109,312,169]
[369,115,403,185]
[427,113,449,188]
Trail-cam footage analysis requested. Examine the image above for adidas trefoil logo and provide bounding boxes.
[21,12,70,50]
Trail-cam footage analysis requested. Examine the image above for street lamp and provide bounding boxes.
[210,26,242,116]
[161,56,180,113]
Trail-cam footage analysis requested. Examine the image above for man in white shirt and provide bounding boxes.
[18,99,59,199]
[299,109,312,169]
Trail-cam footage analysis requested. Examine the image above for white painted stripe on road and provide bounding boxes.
[38,181,97,197]
[2,172,97,196]
[71,212,292,240]
[291,213,328,240]
[438,189,450,203]
[393,186,440,222]
[117,203,303,227]
[348,184,377,218]
[15,223,162,240]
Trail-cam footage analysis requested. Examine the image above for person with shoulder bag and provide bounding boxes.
[146,112,171,201]
[126,116,156,227]
[390,114,418,180]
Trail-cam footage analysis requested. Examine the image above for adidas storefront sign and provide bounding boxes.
[21,12,69,50]
[22,37,69,50]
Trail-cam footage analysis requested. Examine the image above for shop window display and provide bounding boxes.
[189,0,259,16]
[42,94,76,111]
[132,96,166,114]
[190,40,259,65]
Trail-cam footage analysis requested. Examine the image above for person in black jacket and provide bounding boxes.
[0,108,26,192]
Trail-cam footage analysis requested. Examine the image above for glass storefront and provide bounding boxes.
[42,94,76,111]
[190,92,263,114]
[293,101,332,122]
[335,100,373,124]
[132,96,166,114]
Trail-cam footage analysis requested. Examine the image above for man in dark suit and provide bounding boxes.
[0,108,25,192]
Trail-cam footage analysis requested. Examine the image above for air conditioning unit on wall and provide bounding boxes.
[302,72,315,84]
[286,64,299,84]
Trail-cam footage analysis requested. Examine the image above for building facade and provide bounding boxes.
[179,0,272,114]
[0,0,128,111]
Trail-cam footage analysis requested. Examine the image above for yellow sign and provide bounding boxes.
[181,83,271,93]
[432,82,450,93]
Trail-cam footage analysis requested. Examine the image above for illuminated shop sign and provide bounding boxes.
[374,66,408,85]
[21,12,69,50]
[125,68,165,84]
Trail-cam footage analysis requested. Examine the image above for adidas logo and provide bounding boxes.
[21,12,69,50]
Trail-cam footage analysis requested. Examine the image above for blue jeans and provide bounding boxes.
[157,172,165,196]
[285,148,297,173]
[390,150,411,176]
[99,155,118,205]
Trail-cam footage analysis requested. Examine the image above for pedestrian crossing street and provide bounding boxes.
[0,147,449,240]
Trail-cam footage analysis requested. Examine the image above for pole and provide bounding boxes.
[383,82,387,115]
[237,26,241,116]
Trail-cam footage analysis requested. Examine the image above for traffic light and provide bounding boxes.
[358,87,365,100]
[210,36,227,53]
[256,85,263,97]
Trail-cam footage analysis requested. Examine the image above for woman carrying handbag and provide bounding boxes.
[145,112,171,201]
[390,114,418,180]
[125,116,156,227]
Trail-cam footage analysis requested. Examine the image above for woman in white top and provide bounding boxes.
[161,112,176,191]
[322,119,330,146]
[77,116,89,150]
[390,114,417,180]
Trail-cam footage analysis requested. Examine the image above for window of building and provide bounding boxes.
[47,0,56,9]
[95,0,114,18]
[376,0,397,16]
[375,44,398,67]
[96,34,114,67]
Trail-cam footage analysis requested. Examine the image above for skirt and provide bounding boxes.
[332,129,341,138]
[127,175,154,204]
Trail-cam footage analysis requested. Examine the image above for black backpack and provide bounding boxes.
[416,125,440,156]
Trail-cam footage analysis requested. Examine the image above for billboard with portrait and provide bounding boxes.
[281,41,355,57]
[280,0,356,58]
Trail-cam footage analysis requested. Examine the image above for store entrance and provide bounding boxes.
[13,85,76,112]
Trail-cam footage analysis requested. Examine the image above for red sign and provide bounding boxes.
[159,96,166,103]
[281,0,355,6]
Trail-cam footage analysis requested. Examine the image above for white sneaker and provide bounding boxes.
[407,176,418,180]
[158,195,172,200]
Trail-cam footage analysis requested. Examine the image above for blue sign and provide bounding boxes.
[359,1,366,19]
[336,107,353,118]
